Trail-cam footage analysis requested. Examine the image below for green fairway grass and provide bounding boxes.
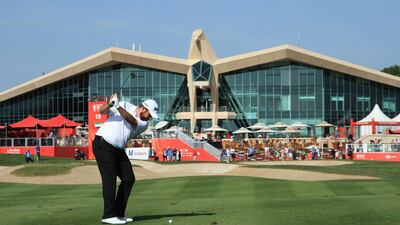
[1,161,400,225]
[245,161,400,180]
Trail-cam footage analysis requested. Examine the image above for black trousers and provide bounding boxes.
[93,135,135,219]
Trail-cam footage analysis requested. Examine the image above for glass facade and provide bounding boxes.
[1,60,399,132]
[324,70,400,126]
[88,64,186,122]
[221,61,400,128]
[0,75,88,124]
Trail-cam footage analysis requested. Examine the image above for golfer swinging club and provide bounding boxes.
[93,93,158,224]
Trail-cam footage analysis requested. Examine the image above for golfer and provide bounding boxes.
[93,93,158,224]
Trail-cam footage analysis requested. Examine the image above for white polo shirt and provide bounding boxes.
[96,101,148,149]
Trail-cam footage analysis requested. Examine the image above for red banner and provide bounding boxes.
[353,152,400,162]
[87,101,108,159]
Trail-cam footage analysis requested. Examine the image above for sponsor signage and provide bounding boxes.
[88,101,108,160]
[125,147,150,160]
[6,148,21,154]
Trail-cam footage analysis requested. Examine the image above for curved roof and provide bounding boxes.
[2,30,400,103]
[213,44,400,88]
[0,48,190,102]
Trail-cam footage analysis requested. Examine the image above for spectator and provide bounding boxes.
[220,148,226,161]
[248,146,255,160]
[167,148,173,161]
[193,149,197,161]
[172,148,177,161]
[35,143,41,162]
[264,146,270,160]
[177,150,181,161]
[25,149,34,163]
[230,149,236,162]
[74,149,86,160]
[163,148,167,161]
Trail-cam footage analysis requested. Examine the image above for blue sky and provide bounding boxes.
[0,0,399,92]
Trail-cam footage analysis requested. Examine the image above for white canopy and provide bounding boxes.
[270,122,289,129]
[392,113,400,122]
[233,127,253,134]
[255,128,279,133]
[358,104,392,122]
[247,123,267,130]
[314,121,334,127]
[289,121,310,129]
[164,126,186,132]
[280,128,300,134]
[154,121,169,130]
[203,125,228,132]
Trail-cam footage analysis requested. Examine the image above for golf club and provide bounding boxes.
[112,71,143,104]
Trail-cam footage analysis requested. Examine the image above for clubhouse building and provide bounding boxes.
[1,29,400,133]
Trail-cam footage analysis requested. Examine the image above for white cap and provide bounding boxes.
[142,99,159,119]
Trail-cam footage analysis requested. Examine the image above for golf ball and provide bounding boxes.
[169,219,173,223]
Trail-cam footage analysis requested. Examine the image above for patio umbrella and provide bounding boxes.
[314,121,335,137]
[154,121,169,130]
[142,128,154,136]
[164,126,186,132]
[255,128,279,133]
[280,127,301,134]
[270,122,289,129]
[314,121,334,127]
[289,121,310,129]
[247,123,267,130]
[203,125,228,132]
[232,127,253,134]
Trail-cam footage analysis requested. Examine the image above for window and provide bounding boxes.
[383,98,396,112]
[192,61,212,81]
[281,95,291,111]
[357,96,370,112]
[331,96,344,110]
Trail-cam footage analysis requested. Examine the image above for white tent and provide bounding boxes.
[358,104,392,122]
[356,104,400,137]
[392,113,400,122]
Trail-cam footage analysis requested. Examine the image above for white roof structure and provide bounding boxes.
[247,123,267,130]
[233,127,253,134]
[392,114,400,122]
[358,104,392,122]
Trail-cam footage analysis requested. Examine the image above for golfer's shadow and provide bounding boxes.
[131,212,216,222]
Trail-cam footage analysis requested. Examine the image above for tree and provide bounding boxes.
[381,65,400,76]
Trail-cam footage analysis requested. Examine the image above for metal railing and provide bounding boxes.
[0,137,88,147]
[346,143,400,153]
[0,138,54,147]
[177,130,220,159]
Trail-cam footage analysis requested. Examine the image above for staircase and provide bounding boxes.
[177,130,220,160]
